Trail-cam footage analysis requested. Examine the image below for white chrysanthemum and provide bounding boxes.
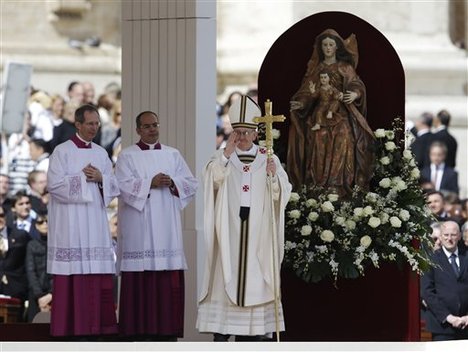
[363,206,374,216]
[320,230,335,242]
[360,235,372,248]
[375,129,386,138]
[271,128,281,140]
[380,156,390,165]
[385,131,395,140]
[399,209,410,221]
[290,192,300,202]
[327,193,339,202]
[289,210,301,219]
[308,211,319,222]
[379,178,391,188]
[306,198,318,208]
[321,201,335,212]
[403,149,413,160]
[301,225,312,236]
[368,217,381,228]
[390,216,402,228]
[385,141,396,151]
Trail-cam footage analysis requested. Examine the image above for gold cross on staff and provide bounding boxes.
[253,99,286,157]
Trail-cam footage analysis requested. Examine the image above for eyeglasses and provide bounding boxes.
[36,218,48,225]
[140,123,160,130]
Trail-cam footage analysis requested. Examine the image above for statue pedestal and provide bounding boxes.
[280,264,420,341]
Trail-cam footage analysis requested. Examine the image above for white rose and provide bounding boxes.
[379,178,391,188]
[403,149,413,160]
[409,159,416,167]
[363,206,374,216]
[393,179,407,192]
[335,216,346,226]
[385,141,396,151]
[360,235,372,248]
[365,192,378,203]
[327,193,339,202]
[320,230,335,242]
[258,140,267,147]
[301,225,312,236]
[353,207,364,217]
[385,131,395,140]
[306,198,318,208]
[380,212,389,224]
[410,168,420,179]
[345,219,356,230]
[290,192,300,202]
[272,129,280,140]
[368,217,381,228]
[289,210,301,219]
[390,216,402,228]
[321,201,335,212]
[375,129,386,138]
[308,211,319,222]
[399,209,410,221]
[380,156,391,165]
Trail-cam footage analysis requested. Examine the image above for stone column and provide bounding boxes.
[121,0,215,340]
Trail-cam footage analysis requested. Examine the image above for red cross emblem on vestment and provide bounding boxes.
[259,148,266,154]
[243,165,250,172]
[242,185,250,192]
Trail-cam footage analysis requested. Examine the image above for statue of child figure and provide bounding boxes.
[308,71,343,131]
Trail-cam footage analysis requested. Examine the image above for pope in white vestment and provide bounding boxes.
[115,111,198,339]
[197,96,292,340]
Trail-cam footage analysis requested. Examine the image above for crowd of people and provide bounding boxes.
[0,76,467,342]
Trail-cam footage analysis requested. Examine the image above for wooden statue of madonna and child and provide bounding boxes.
[287,28,375,197]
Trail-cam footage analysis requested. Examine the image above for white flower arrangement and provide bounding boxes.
[282,118,434,284]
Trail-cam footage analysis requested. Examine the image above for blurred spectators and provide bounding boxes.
[432,109,457,168]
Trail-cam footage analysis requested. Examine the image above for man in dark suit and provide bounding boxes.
[432,109,457,168]
[421,220,468,340]
[410,112,433,170]
[421,141,459,195]
[426,190,451,222]
[0,205,30,321]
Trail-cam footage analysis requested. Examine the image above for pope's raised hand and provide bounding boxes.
[223,131,239,159]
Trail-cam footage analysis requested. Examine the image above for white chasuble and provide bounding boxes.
[47,140,120,275]
[198,146,292,335]
[115,144,197,272]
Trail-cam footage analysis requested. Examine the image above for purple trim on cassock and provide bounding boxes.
[71,135,92,149]
[50,274,118,337]
[136,140,161,150]
[119,270,184,337]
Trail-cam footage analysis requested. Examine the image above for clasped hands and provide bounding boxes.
[83,163,102,183]
[151,173,173,188]
[447,314,468,329]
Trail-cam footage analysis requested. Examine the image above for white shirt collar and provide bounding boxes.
[442,246,459,259]
[143,141,159,150]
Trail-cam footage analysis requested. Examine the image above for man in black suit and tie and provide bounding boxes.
[0,205,30,320]
[421,221,468,340]
[409,112,433,170]
[421,141,459,195]
[432,109,457,168]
